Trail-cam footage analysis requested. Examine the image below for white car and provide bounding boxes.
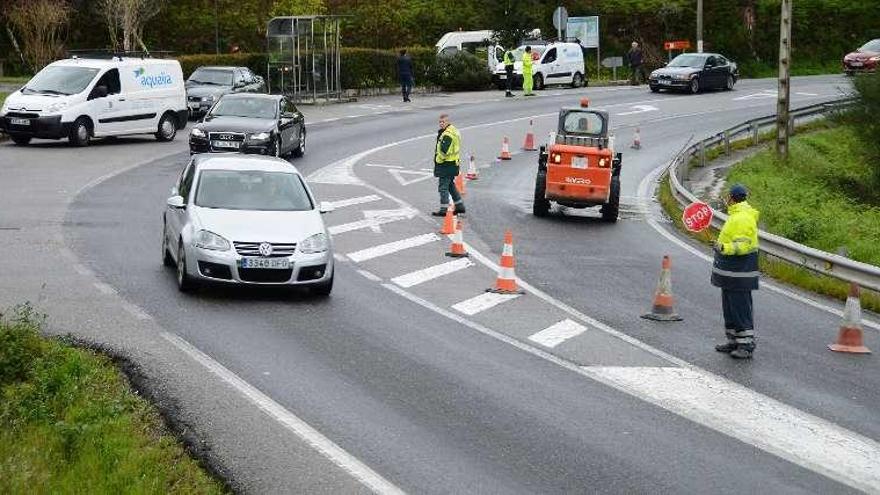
[162,154,335,295]
[493,42,587,90]
[1,55,187,146]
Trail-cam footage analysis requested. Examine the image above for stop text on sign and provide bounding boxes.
[682,201,713,232]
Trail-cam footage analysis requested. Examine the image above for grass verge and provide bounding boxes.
[0,304,228,494]
[658,173,880,314]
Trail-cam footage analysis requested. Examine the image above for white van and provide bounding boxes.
[1,56,187,146]
[436,30,503,73]
[493,42,587,90]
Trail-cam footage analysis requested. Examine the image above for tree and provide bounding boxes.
[95,0,167,52]
[5,0,71,72]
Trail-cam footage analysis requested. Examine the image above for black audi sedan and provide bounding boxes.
[649,53,739,94]
[189,93,306,158]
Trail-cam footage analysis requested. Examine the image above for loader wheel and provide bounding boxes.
[533,171,550,217]
[601,177,620,223]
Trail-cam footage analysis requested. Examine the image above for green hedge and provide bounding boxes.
[177,47,440,90]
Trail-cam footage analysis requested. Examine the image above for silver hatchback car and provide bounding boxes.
[162,154,334,295]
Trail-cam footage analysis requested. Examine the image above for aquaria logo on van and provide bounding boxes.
[133,67,173,88]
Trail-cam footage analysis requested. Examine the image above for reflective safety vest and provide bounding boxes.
[522,53,533,74]
[435,124,461,166]
[504,50,515,67]
[711,201,760,291]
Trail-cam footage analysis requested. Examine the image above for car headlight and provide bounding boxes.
[191,128,206,138]
[202,95,215,102]
[249,132,271,142]
[871,56,880,62]
[299,233,328,254]
[0,99,9,115]
[46,101,69,114]
[193,230,230,251]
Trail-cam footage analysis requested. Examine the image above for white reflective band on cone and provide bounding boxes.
[502,244,513,256]
[499,266,516,279]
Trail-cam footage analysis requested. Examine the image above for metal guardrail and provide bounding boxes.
[667,97,880,293]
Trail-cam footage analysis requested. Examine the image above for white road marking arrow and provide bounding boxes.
[388,168,434,186]
[733,90,777,101]
[329,207,418,235]
[617,104,659,116]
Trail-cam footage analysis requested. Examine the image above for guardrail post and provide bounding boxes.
[698,141,706,168]
[724,130,731,155]
[751,123,759,145]
[788,116,795,136]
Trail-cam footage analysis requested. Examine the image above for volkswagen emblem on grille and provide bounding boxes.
[258,242,273,257]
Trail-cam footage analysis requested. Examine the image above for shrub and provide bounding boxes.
[849,71,880,186]
[426,51,492,92]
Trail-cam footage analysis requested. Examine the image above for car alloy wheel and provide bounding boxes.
[690,78,700,94]
[176,243,194,292]
[293,129,306,158]
[725,75,734,90]
[162,225,174,267]
[571,72,584,88]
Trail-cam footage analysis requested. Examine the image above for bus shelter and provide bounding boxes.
[267,16,346,104]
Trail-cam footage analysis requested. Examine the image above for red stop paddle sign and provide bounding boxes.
[682,201,713,232]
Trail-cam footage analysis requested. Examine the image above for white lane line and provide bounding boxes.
[582,366,880,494]
[347,233,440,263]
[121,301,152,321]
[73,263,92,277]
[365,163,403,169]
[327,195,382,209]
[94,281,117,296]
[328,207,418,235]
[636,160,880,332]
[160,331,404,495]
[528,319,588,348]
[452,292,520,316]
[357,269,383,282]
[391,258,474,288]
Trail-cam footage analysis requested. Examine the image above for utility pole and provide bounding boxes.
[776,0,792,159]
[214,0,220,55]
[696,0,704,53]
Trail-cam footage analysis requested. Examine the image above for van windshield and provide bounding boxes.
[22,66,100,96]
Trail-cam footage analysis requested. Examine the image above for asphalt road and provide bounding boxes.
[5,75,879,493]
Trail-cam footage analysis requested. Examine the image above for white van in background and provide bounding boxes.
[1,56,187,146]
[436,29,542,73]
[493,42,587,90]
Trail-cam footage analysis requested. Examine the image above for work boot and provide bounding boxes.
[715,342,736,353]
[730,347,753,359]
[454,205,466,215]
[505,92,514,98]
[430,209,448,217]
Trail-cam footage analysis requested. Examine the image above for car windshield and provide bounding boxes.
[209,97,276,119]
[22,66,99,96]
[195,170,313,211]
[562,111,605,135]
[668,54,708,68]
[189,68,233,86]
[859,40,880,52]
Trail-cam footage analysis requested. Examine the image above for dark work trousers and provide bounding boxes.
[401,75,413,101]
[505,65,514,94]
[722,289,756,350]
[629,64,647,85]
[438,175,463,209]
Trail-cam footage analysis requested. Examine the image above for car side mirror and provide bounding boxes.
[167,195,185,209]
[319,201,334,214]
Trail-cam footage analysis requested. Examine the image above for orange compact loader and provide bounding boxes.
[533,100,622,222]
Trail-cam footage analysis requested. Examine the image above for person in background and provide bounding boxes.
[711,184,760,360]
[397,49,414,102]
[431,114,465,216]
[627,41,646,85]
[522,46,535,96]
[503,48,516,97]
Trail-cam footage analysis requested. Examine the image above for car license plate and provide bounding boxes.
[851,62,863,67]
[498,74,507,80]
[660,79,672,86]
[189,103,200,110]
[572,156,588,169]
[9,118,30,126]
[212,140,239,149]
[240,257,290,269]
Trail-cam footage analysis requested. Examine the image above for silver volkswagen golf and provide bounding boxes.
[162,154,334,295]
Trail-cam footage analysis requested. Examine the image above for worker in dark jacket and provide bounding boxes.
[431,113,465,216]
[503,48,516,97]
[397,49,414,102]
[711,184,760,359]
[627,41,646,85]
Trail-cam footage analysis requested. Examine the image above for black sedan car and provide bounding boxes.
[649,53,738,94]
[189,93,305,158]
[186,66,266,118]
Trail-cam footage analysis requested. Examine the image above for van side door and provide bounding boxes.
[89,68,128,136]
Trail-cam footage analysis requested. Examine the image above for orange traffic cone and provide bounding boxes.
[487,230,525,294]
[630,127,642,150]
[523,120,537,151]
[439,203,456,234]
[498,137,512,160]
[455,169,466,196]
[446,218,469,258]
[640,255,682,321]
[465,154,479,180]
[828,283,871,354]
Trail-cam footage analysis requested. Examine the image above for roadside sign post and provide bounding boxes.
[601,56,623,81]
[776,0,793,159]
[682,201,713,232]
[553,6,568,42]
